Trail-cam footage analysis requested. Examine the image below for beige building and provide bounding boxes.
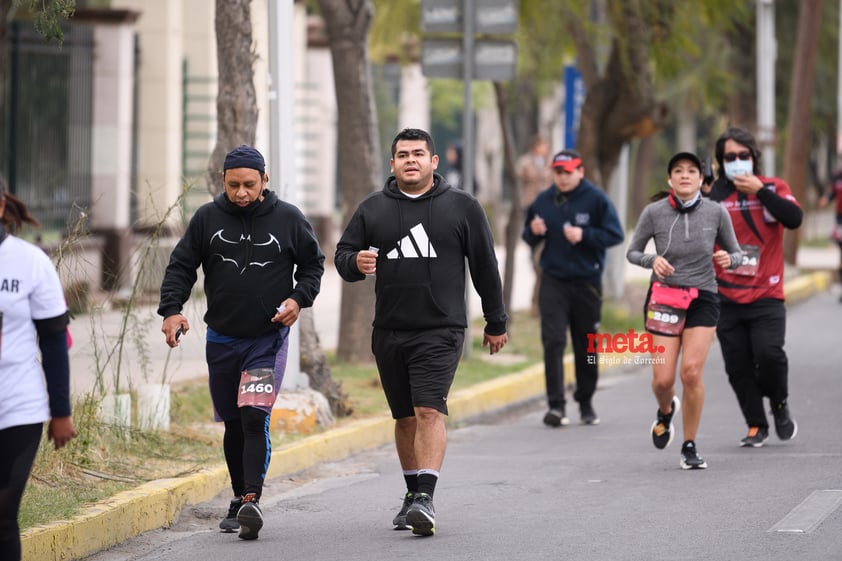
[54,0,342,291]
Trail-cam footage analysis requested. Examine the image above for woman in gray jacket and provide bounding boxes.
[627,152,742,470]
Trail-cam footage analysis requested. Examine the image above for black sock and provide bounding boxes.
[403,472,419,493]
[417,473,438,496]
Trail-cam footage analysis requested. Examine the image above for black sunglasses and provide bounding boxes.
[723,150,751,162]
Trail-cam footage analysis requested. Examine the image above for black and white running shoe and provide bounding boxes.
[651,395,680,450]
[739,426,769,448]
[219,496,242,532]
[236,493,264,540]
[771,401,798,441]
[392,491,414,530]
[680,440,707,470]
[406,492,436,536]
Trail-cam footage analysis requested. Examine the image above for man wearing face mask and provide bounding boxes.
[706,127,803,448]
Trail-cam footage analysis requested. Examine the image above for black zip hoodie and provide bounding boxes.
[158,190,325,338]
[335,173,507,335]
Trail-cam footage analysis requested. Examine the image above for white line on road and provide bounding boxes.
[769,490,842,534]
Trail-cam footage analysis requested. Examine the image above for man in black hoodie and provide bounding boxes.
[335,128,508,536]
[158,145,324,541]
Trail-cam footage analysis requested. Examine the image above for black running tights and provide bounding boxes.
[0,423,42,561]
[223,407,271,500]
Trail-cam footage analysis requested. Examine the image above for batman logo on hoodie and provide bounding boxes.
[209,229,282,274]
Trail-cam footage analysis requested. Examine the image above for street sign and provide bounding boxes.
[475,0,518,34]
[421,0,462,33]
[421,38,517,81]
[475,40,517,80]
[421,0,518,34]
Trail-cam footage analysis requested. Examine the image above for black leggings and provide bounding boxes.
[222,407,271,500]
[0,423,42,561]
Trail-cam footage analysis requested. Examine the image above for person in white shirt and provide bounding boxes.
[0,175,75,561]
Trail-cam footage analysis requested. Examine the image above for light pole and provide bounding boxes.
[756,0,776,175]
[268,0,302,389]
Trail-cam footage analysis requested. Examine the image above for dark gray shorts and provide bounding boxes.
[644,286,720,336]
[372,326,464,418]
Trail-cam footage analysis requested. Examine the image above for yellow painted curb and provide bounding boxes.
[784,271,832,304]
[449,363,547,420]
[21,271,831,561]
[266,416,395,480]
[22,466,228,561]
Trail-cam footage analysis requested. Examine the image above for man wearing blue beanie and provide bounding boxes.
[158,145,325,541]
[223,145,266,175]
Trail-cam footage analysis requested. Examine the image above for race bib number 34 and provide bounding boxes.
[238,367,278,408]
[732,244,760,277]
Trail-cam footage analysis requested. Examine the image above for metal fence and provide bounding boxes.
[1,22,94,234]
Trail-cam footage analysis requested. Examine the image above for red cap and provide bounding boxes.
[551,150,583,172]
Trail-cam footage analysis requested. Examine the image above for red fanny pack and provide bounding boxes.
[645,282,699,336]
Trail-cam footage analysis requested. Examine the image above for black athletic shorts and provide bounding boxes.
[644,286,720,335]
[371,326,464,418]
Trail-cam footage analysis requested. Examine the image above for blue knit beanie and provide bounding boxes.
[223,145,265,174]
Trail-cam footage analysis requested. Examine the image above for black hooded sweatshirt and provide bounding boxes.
[158,190,325,338]
[335,173,507,335]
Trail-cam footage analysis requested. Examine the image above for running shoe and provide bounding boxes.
[580,402,600,425]
[679,440,707,470]
[219,496,242,532]
[771,401,798,441]
[543,408,570,427]
[739,426,769,448]
[236,493,264,540]
[392,491,414,530]
[651,395,681,449]
[405,492,436,536]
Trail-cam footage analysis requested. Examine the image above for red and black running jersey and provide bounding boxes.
[710,175,800,303]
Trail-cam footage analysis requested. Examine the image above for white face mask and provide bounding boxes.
[724,159,753,181]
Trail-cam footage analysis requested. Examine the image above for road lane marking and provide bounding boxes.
[769,490,842,533]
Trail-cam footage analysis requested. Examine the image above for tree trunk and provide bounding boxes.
[630,136,657,224]
[566,5,669,191]
[782,0,821,265]
[317,0,380,363]
[299,308,353,417]
[206,0,259,196]
[725,20,757,129]
[0,0,11,131]
[512,76,539,153]
[493,82,521,319]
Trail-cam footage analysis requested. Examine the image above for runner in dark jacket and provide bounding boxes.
[523,149,624,428]
[158,145,324,540]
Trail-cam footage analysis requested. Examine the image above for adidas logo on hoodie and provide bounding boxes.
[386,223,438,259]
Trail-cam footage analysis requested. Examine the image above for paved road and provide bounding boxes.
[83,287,842,561]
